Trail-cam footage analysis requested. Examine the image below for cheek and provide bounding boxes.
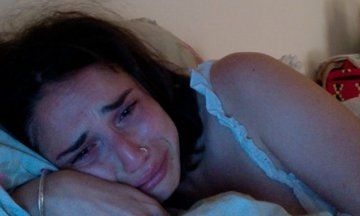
[76,159,118,181]
[144,108,177,142]
[148,108,180,158]
[137,100,179,152]
[134,102,165,137]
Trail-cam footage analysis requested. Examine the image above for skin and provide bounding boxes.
[174,52,360,215]
[11,170,169,216]
[207,53,360,214]
[30,63,181,202]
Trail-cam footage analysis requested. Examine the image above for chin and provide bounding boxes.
[154,168,181,202]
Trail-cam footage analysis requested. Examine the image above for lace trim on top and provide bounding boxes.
[188,60,336,215]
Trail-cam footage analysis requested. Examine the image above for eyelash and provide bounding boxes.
[70,102,137,165]
[71,143,97,165]
[115,101,137,127]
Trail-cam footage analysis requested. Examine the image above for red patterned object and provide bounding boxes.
[317,54,360,101]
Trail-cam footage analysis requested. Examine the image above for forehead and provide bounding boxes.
[46,64,134,98]
[32,63,139,154]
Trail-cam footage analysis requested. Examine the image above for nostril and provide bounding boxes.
[120,144,149,173]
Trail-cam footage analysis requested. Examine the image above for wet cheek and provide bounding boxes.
[80,161,118,182]
[74,146,118,181]
[136,121,153,138]
[135,107,159,137]
[132,102,175,145]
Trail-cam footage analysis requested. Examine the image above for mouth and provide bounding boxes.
[137,151,168,193]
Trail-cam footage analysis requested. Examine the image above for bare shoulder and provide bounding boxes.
[208,52,296,117]
[208,52,360,214]
[209,52,306,97]
[210,52,279,83]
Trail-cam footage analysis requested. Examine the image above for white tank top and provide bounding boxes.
[189,60,339,215]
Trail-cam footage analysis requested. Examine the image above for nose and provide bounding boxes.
[113,137,149,173]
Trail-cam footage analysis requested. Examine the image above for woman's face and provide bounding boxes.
[30,63,181,201]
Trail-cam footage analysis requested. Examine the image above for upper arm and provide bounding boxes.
[210,52,360,214]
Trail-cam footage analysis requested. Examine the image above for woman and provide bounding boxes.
[1,11,359,215]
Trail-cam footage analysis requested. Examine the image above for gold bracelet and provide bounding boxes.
[38,169,49,216]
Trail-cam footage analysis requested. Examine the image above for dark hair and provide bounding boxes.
[0,11,203,176]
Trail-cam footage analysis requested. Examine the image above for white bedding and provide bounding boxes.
[182,192,332,216]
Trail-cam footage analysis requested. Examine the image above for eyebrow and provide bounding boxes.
[56,131,88,161]
[101,88,133,114]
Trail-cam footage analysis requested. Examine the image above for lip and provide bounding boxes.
[137,152,168,192]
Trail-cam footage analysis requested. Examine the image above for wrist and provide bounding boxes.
[11,178,41,216]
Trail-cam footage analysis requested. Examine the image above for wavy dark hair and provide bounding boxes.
[0,11,203,177]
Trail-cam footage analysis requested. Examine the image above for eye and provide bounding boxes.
[115,101,137,127]
[71,142,97,165]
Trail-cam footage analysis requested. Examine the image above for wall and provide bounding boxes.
[1,0,360,77]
